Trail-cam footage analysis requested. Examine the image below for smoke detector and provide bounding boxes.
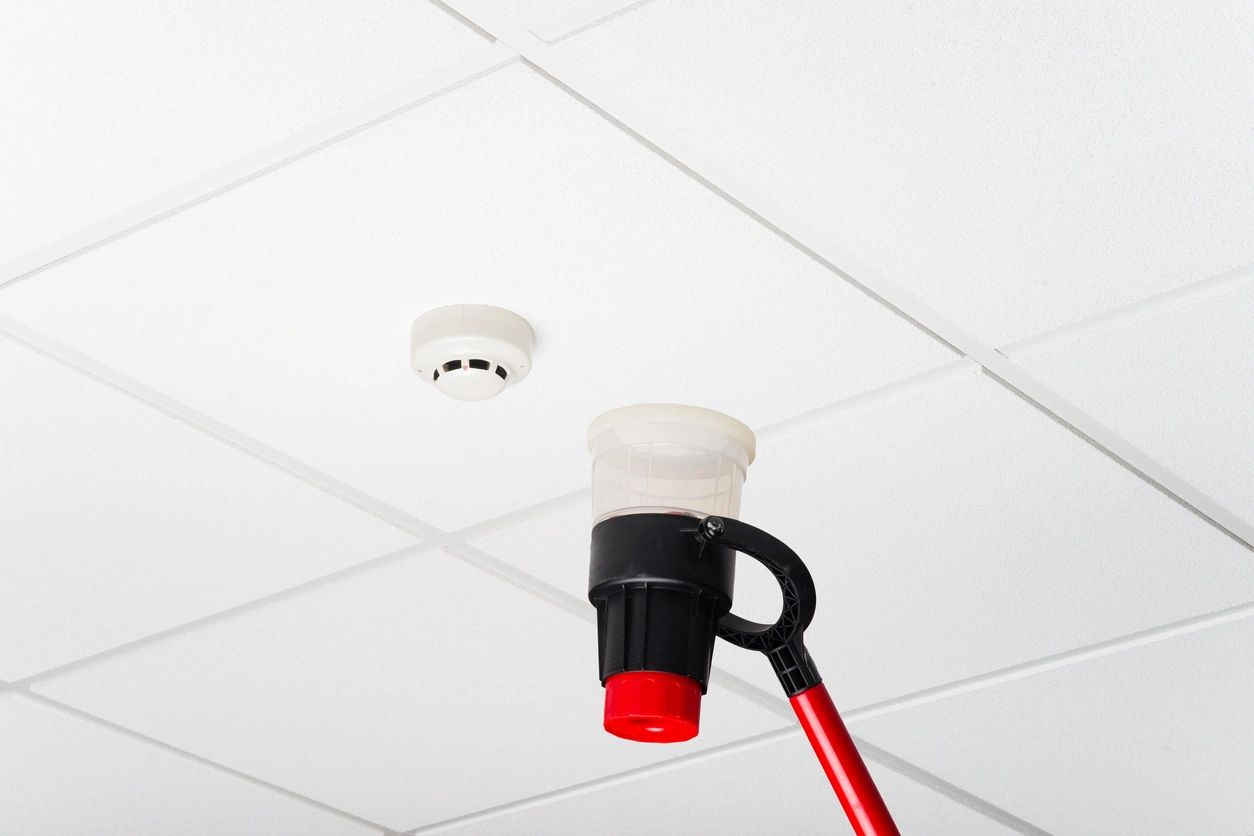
[410,304,533,401]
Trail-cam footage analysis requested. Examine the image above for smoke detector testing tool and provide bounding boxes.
[588,404,899,835]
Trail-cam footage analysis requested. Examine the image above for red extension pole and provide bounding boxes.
[790,684,900,836]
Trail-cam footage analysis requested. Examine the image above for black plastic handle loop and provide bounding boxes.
[689,516,823,696]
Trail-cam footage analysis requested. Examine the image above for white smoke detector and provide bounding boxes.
[410,304,534,401]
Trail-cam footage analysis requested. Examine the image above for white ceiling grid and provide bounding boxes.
[2,1,1251,834]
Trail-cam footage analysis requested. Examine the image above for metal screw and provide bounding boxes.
[703,517,725,539]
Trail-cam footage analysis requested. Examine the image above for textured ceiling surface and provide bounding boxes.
[2,1,1251,834]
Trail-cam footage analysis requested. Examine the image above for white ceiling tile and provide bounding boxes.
[0,693,374,836]
[0,64,954,530]
[1019,282,1254,529]
[32,550,788,831]
[0,337,415,681]
[439,732,1018,835]
[473,373,1254,708]
[853,616,1254,835]
[556,0,1254,345]
[0,0,483,264]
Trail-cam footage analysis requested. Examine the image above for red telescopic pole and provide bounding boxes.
[602,513,901,833]
[790,684,900,836]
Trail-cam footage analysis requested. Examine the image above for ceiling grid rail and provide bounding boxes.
[9,689,404,835]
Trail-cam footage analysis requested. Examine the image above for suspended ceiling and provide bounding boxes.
[2,1,1252,833]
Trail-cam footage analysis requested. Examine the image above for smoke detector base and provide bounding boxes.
[411,305,533,401]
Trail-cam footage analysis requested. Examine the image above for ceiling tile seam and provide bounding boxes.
[704,666,1052,834]
[0,44,517,291]
[433,0,1254,551]
[450,488,590,542]
[12,540,439,689]
[0,0,658,291]
[705,670,794,723]
[2,303,599,556]
[7,497,584,689]
[840,599,1254,724]
[426,0,495,41]
[564,595,1254,732]
[753,358,979,446]
[8,493,598,687]
[0,314,441,540]
[977,364,1253,550]
[439,364,982,537]
[403,726,798,834]
[698,667,1051,833]
[852,737,1053,836]
[399,700,1042,835]
[531,0,659,43]
[12,689,400,835]
[999,262,1254,360]
[448,542,597,624]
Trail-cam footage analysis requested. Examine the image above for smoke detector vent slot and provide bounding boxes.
[411,305,533,402]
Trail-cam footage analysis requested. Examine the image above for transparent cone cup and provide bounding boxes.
[588,404,756,524]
